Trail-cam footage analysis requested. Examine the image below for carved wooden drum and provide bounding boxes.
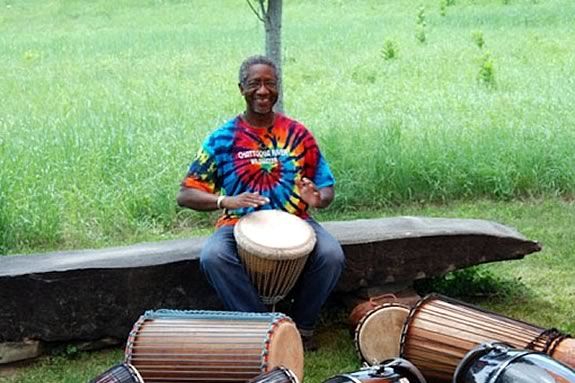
[234,210,316,305]
[400,294,574,382]
[355,303,411,365]
[89,363,144,383]
[125,310,304,383]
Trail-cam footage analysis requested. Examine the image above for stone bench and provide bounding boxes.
[0,216,541,363]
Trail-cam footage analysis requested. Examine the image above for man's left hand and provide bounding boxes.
[296,177,321,208]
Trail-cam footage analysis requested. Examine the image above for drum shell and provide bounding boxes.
[349,293,420,331]
[453,343,575,383]
[125,310,304,383]
[234,210,316,305]
[89,363,144,383]
[400,294,563,382]
[355,303,411,365]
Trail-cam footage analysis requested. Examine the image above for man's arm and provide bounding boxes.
[177,187,270,211]
[176,187,221,211]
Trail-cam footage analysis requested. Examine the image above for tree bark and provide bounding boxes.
[264,0,283,113]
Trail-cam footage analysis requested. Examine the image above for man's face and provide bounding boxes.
[240,64,278,115]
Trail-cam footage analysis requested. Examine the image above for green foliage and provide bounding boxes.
[415,266,529,300]
[381,39,399,60]
[472,30,485,49]
[478,51,496,88]
[416,6,427,43]
[440,0,447,16]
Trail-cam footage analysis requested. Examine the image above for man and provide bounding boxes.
[177,55,344,351]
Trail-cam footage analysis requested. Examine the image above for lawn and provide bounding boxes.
[1,0,574,254]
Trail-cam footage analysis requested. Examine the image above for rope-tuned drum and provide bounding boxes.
[354,303,411,366]
[234,210,316,305]
[400,294,574,382]
[125,310,304,383]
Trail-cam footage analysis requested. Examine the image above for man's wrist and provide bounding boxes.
[216,195,226,209]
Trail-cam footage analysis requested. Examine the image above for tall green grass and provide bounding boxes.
[1,0,574,254]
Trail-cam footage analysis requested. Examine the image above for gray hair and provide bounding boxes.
[238,55,278,87]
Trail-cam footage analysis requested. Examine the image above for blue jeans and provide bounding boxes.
[199,219,345,332]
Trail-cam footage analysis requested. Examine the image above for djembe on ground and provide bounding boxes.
[400,294,575,382]
[354,303,412,366]
[234,210,316,305]
[125,310,304,383]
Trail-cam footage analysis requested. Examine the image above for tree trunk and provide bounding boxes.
[264,0,283,113]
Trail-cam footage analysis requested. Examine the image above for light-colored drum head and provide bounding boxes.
[234,210,316,260]
[355,303,410,365]
[266,319,304,383]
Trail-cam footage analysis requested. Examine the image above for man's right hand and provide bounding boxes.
[221,192,270,210]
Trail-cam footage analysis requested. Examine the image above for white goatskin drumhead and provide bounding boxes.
[355,304,410,365]
[235,210,316,260]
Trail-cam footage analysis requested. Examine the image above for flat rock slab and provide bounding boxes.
[0,216,541,350]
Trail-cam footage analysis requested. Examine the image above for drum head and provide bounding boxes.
[355,304,410,365]
[267,319,304,382]
[235,210,316,260]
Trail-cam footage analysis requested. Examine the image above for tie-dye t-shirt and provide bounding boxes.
[182,114,335,227]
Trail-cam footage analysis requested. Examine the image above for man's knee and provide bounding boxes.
[199,239,233,272]
[315,237,345,272]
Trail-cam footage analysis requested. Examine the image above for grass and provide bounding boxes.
[1,0,575,254]
[2,198,574,382]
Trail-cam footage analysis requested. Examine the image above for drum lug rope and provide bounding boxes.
[124,315,146,364]
[526,328,570,354]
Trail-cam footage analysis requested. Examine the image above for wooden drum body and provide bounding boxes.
[400,294,574,382]
[125,310,304,383]
[234,210,316,305]
[355,303,411,365]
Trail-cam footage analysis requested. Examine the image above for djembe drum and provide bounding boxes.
[247,366,300,383]
[400,294,575,382]
[125,310,304,383]
[234,210,316,305]
[453,342,575,383]
[355,303,411,365]
[90,363,144,383]
[322,358,427,383]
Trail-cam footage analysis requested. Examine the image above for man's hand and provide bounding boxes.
[296,177,322,208]
[221,192,269,210]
